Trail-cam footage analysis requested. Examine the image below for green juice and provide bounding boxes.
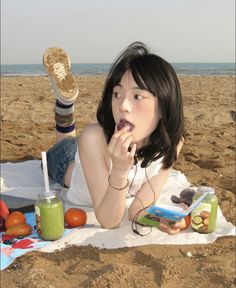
[191,186,218,234]
[35,194,64,241]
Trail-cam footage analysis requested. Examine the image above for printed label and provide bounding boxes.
[35,206,42,236]
[35,206,40,216]
[191,203,211,233]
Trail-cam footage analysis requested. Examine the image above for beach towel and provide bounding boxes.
[1,160,235,270]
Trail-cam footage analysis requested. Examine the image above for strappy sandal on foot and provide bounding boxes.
[43,47,79,105]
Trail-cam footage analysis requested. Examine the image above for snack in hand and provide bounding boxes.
[117,119,135,131]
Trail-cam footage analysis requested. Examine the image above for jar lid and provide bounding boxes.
[40,191,56,199]
[197,186,215,194]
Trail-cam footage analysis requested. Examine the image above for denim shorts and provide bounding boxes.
[46,136,78,187]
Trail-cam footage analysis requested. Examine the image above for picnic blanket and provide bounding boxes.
[1,160,235,270]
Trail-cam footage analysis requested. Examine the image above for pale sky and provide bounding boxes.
[1,0,235,64]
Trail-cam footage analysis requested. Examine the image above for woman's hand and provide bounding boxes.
[108,126,137,175]
[159,218,187,235]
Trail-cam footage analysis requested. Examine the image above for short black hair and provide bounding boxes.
[96,41,184,169]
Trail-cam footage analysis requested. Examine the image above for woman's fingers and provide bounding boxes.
[121,134,133,153]
[109,126,130,152]
[129,143,137,158]
[174,218,187,230]
[108,126,137,168]
[159,223,181,235]
[110,128,133,154]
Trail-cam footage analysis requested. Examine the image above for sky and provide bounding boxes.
[1,0,235,64]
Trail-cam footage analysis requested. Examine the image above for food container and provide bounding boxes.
[35,192,64,240]
[191,186,218,234]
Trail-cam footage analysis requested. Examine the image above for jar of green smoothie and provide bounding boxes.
[35,193,64,240]
[191,186,218,234]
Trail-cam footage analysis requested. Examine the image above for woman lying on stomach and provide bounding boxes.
[43,42,186,233]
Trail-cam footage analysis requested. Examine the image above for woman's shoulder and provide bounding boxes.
[79,123,110,169]
[79,123,106,148]
[80,123,103,137]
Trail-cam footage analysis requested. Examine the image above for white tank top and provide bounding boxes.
[67,149,163,207]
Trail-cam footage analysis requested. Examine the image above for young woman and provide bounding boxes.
[44,42,186,234]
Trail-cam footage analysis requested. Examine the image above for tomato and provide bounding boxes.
[0,216,6,231]
[5,223,32,236]
[5,211,26,229]
[64,208,87,227]
[0,199,9,220]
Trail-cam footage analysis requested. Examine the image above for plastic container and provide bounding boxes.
[35,193,64,240]
[190,186,218,233]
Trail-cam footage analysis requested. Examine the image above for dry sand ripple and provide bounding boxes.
[1,75,235,287]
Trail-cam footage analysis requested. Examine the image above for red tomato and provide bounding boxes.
[0,199,9,220]
[64,208,87,227]
[5,211,26,229]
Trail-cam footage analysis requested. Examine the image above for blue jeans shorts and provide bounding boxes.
[46,136,78,187]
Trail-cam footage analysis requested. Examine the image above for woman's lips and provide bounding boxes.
[117,119,135,131]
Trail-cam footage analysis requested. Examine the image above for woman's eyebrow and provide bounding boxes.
[116,84,143,90]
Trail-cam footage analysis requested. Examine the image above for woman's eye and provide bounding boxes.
[134,95,144,101]
[113,92,121,98]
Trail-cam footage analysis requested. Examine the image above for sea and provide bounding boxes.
[0,63,235,77]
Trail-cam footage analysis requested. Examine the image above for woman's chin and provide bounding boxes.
[134,137,150,149]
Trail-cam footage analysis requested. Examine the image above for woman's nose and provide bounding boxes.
[119,97,131,112]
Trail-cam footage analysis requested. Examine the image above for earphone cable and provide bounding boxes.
[130,167,157,236]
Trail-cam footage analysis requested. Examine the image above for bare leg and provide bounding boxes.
[56,128,76,144]
[64,161,75,187]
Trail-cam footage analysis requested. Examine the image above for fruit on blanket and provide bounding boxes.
[64,208,87,227]
[5,223,32,236]
[0,199,9,220]
[0,216,6,231]
[5,211,26,229]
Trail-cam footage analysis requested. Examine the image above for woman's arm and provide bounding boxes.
[128,167,171,220]
[79,124,131,229]
[128,139,185,234]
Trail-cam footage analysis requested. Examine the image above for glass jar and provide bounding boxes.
[191,186,218,234]
[35,192,64,240]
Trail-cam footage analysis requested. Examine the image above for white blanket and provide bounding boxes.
[1,160,235,251]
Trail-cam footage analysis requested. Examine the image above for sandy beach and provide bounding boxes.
[1,75,235,287]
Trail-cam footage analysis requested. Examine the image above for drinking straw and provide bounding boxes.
[41,151,50,195]
[185,191,209,214]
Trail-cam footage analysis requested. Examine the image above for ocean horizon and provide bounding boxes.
[1,63,235,77]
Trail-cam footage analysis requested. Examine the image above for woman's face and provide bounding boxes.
[111,70,161,148]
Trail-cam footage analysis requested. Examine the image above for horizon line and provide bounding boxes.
[1,62,235,65]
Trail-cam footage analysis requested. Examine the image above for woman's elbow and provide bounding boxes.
[95,212,120,229]
[99,220,120,229]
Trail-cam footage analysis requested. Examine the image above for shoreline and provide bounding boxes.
[1,74,235,78]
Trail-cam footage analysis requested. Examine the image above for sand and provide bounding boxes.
[0,75,235,287]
